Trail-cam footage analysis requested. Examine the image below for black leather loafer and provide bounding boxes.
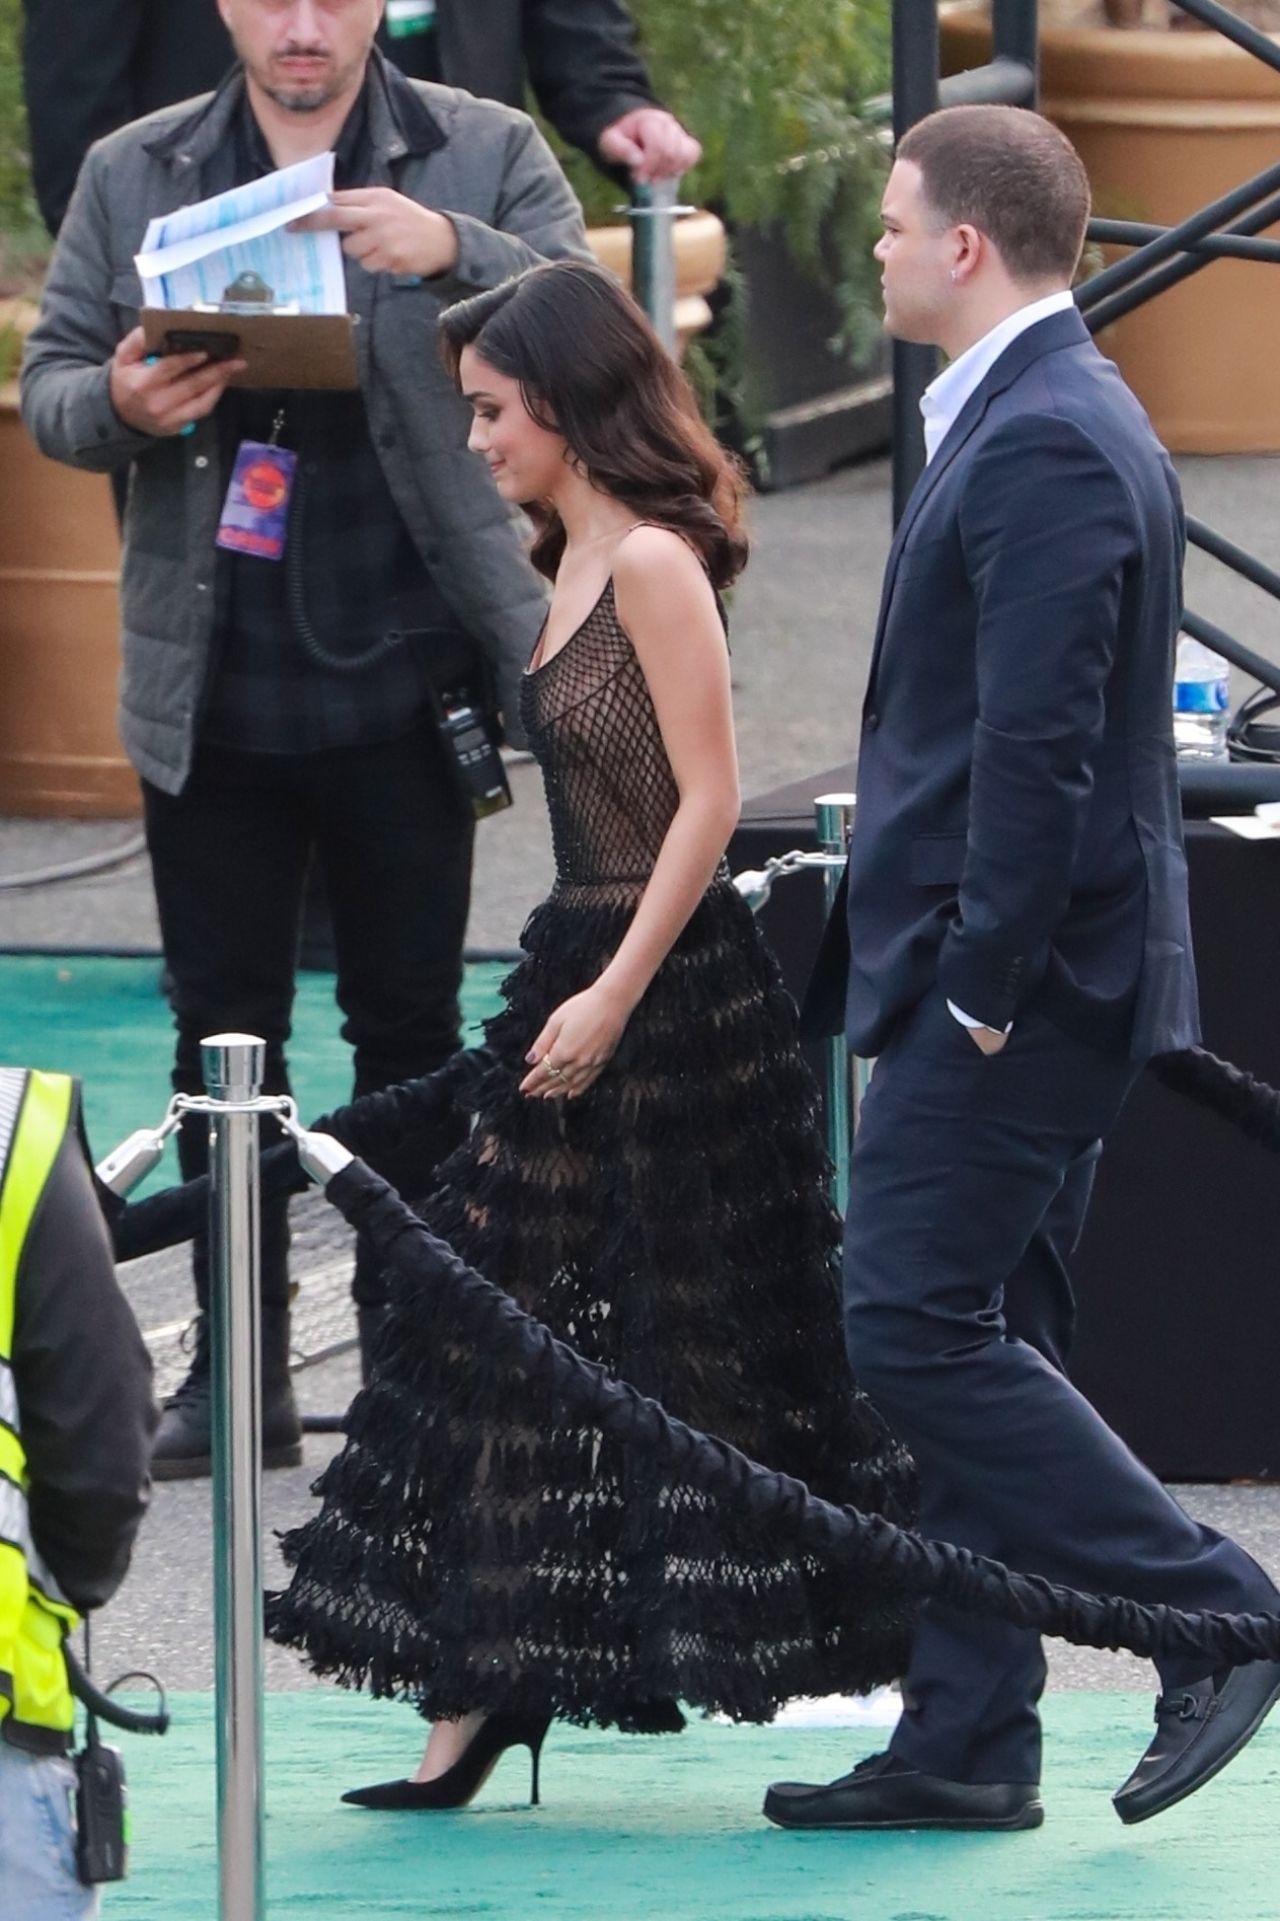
[1113,1660,1280,1825]
[763,1751,1043,1832]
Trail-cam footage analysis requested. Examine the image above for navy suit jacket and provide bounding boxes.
[802,307,1200,1064]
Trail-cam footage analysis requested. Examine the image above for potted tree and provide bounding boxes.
[551,0,894,484]
[0,0,134,817]
[941,0,1280,451]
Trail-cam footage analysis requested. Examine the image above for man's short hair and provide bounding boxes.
[897,105,1091,284]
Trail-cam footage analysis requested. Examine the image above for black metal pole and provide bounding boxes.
[1181,610,1280,697]
[1188,517,1280,604]
[1082,188,1280,332]
[1172,0,1280,75]
[1078,157,1280,313]
[1088,218,1280,267]
[992,0,1039,92]
[890,0,940,523]
[937,58,1036,110]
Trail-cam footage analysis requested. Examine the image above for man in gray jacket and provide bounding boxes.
[21,0,591,1479]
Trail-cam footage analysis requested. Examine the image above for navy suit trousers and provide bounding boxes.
[843,989,1276,1784]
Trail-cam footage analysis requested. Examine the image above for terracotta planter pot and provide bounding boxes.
[941,8,1280,451]
[586,210,726,349]
[0,302,136,817]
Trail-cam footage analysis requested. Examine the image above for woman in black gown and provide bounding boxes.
[267,260,915,1807]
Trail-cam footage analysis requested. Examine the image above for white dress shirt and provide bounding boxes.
[920,289,1076,467]
[919,289,1076,1032]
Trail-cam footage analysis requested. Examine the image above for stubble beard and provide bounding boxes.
[252,45,366,116]
[264,81,337,113]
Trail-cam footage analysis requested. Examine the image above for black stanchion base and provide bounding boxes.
[730,760,1280,1482]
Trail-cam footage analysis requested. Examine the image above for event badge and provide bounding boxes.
[215,440,297,561]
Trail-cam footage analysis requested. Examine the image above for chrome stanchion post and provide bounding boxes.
[813,795,857,1213]
[203,1033,266,1921]
[629,178,685,354]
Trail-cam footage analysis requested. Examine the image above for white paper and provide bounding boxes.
[135,153,346,315]
[1210,815,1280,840]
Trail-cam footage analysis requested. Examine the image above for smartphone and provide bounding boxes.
[160,328,241,361]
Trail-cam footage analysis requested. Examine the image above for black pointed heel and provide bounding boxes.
[342,1712,552,1810]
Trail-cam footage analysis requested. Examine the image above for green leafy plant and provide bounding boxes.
[551,0,892,364]
[0,0,48,336]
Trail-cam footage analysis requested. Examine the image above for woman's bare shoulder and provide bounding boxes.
[612,524,712,600]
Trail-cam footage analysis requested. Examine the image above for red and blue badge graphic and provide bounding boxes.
[215,439,298,561]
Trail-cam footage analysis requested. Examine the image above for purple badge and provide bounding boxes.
[215,440,298,561]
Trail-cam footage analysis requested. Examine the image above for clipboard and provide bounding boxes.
[141,306,359,391]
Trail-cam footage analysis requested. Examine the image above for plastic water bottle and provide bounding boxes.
[1173,636,1230,761]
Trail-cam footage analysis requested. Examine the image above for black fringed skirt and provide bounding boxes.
[267,877,916,1731]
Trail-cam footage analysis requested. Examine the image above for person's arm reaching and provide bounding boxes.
[521,528,739,1098]
[521,0,656,159]
[522,0,700,182]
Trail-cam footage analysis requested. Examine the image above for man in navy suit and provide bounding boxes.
[765,105,1280,1834]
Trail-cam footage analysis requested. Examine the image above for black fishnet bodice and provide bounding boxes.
[520,580,682,887]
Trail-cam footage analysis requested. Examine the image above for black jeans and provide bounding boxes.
[144,726,474,1309]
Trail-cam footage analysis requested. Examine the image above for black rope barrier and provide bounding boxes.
[101,1040,1280,1271]
[101,1046,494,1263]
[1148,1045,1280,1154]
[96,1040,1280,1666]
[321,1156,1280,1668]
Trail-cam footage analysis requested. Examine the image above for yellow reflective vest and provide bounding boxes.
[0,1067,80,1750]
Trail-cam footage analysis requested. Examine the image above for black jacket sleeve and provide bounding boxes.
[14,1116,158,1612]
[23,0,236,234]
[22,0,146,234]
[522,0,660,158]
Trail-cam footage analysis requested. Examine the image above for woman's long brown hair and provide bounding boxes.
[439,260,749,589]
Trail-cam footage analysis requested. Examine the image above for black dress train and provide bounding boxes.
[268,579,916,1731]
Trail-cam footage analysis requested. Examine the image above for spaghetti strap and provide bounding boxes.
[611,521,728,633]
[615,518,705,570]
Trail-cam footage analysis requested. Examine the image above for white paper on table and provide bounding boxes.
[1211,815,1280,839]
[134,152,347,315]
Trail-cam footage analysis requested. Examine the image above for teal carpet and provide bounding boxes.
[0,954,508,1190]
[108,1691,1280,1920]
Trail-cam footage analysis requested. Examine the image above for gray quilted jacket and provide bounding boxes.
[20,53,591,788]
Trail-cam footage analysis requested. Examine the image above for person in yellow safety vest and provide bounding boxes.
[0,1066,156,1919]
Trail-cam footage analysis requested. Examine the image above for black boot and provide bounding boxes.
[151,1309,304,1481]
[150,1316,215,1481]
[260,1303,303,1465]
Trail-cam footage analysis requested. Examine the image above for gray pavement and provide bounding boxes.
[4,452,1280,1703]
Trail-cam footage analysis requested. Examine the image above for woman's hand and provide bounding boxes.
[520,985,633,1100]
